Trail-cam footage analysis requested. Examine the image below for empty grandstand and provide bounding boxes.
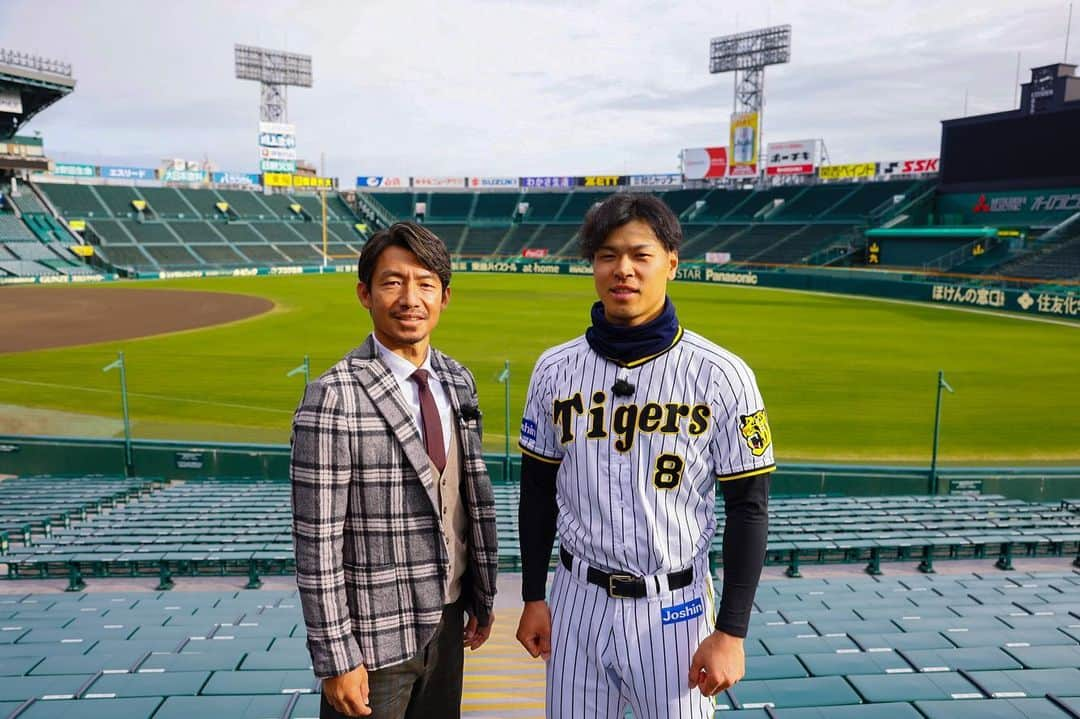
[27,182,368,275]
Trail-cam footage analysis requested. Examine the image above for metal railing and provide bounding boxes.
[0,49,72,78]
[922,236,998,273]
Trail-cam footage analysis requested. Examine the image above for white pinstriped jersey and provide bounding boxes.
[520,328,774,577]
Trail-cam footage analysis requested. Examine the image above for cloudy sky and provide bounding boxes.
[1,0,1073,184]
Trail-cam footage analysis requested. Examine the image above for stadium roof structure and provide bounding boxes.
[0,49,76,140]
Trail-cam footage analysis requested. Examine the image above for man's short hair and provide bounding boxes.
[579,193,682,261]
[357,222,452,289]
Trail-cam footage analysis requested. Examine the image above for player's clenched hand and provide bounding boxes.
[688,631,745,697]
[464,610,494,650]
[323,664,371,716]
[515,600,552,660]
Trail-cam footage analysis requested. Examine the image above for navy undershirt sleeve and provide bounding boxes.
[519,455,559,602]
[715,473,771,637]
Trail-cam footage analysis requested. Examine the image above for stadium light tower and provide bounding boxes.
[709,25,791,177]
[234,44,312,122]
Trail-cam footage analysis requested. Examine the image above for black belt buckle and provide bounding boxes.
[606,573,639,598]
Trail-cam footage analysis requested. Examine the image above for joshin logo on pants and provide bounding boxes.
[661,597,704,625]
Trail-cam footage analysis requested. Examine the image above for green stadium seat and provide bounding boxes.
[900,647,1022,672]
[16,626,135,644]
[200,669,318,695]
[0,655,43,676]
[797,649,913,677]
[127,624,214,641]
[0,674,94,702]
[12,696,164,719]
[0,644,87,659]
[179,637,272,654]
[86,639,183,656]
[890,616,1006,633]
[762,635,859,655]
[267,637,308,653]
[1056,697,1080,715]
[135,649,245,672]
[846,671,983,702]
[30,652,142,676]
[856,605,958,620]
[944,628,1077,649]
[998,613,1076,630]
[1004,645,1080,669]
[287,693,323,718]
[808,619,899,635]
[771,704,923,718]
[746,655,809,680]
[914,697,1074,719]
[153,695,291,719]
[965,668,1080,698]
[239,649,313,671]
[728,676,862,709]
[82,670,210,698]
[752,622,818,639]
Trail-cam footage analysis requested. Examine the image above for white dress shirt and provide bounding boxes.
[371,334,453,459]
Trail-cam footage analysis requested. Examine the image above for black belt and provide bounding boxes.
[560,547,694,599]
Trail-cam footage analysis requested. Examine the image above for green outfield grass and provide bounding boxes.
[1,273,1077,463]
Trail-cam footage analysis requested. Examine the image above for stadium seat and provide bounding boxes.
[900,647,1023,672]
[914,697,1075,719]
[199,669,319,695]
[11,696,164,719]
[746,655,809,680]
[797,649,913,677]
[846,671,983,702]
[1003,645,1080,669]
[152,694,291,719]
[728,676,863,709]
[771,704,924,718]
[965,668,1080,698]
[82,670,210,698]
[0,674,95,702]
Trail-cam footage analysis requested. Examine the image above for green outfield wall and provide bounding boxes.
[2,435,1077,502]
[2,259,1076,322]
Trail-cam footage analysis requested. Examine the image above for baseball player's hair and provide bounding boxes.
[579,193,683,261]
[357,221,452,289]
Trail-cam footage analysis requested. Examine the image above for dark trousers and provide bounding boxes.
[320,600,465,719]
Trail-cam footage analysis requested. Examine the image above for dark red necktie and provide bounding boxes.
[411,369,446,473]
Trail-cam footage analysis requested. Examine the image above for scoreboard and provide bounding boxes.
[939,106,1080,190]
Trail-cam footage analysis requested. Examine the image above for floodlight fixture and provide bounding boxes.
[709,25,791,75]
[709,25,790,116]
[234,44,312,122]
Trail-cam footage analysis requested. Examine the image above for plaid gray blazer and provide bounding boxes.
[290,335,498,677]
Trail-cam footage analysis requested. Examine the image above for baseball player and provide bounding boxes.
[515,193,773,718]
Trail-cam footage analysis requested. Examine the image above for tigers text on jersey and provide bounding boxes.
[519,328,774,577]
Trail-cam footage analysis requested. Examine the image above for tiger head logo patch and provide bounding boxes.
[739,410,772,457]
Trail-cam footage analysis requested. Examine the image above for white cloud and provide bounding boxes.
[0,0,1073,182]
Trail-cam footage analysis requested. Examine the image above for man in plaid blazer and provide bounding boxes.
[291,222,498,718]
